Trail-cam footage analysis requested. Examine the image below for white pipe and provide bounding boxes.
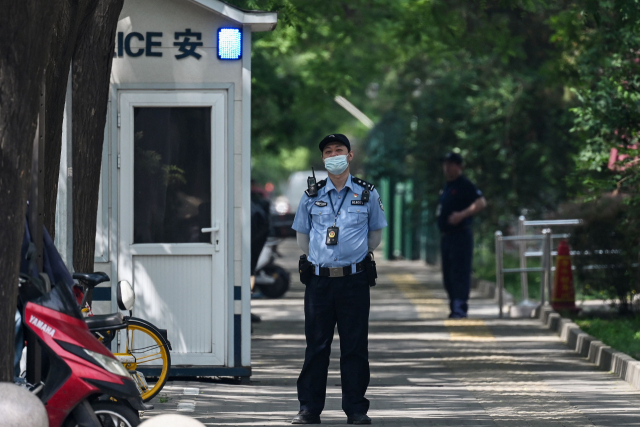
[334,96,374,129]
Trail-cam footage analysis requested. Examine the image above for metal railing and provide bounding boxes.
[517,217,583,302]
[497,217,633,317]
[495,229,553,318]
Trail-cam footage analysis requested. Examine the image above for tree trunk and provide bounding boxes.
[72,0,124,276]
[0,0,61,382]
[43,0,99,237]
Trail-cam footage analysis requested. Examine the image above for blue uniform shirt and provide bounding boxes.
[292,174,388,269]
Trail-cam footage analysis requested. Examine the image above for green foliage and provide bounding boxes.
[364,1,579,239]
[574,316,640,360]
[231,1,639,282]
[228,0,410,181]
[567,197,639,312]
[549,0,640,304]
[234,0,580,197]
[251,146,312,187]
[552,1,640,180]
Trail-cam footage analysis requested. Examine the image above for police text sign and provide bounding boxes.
[114,29,204,60]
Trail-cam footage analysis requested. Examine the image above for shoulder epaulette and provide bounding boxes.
[352,176,375,191]
[305,179,327,197]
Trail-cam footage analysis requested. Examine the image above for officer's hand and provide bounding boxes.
[448,211,465,225]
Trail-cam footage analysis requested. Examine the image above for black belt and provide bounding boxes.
[314,261,365,278]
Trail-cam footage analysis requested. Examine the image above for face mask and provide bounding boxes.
[324,155,349,175]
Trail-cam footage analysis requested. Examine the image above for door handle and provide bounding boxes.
[201,222,221,251]
[201,224,220,233]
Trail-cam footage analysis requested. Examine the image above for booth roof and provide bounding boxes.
[187,0,278,31]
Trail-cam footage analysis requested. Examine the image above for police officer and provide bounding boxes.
[291,134,387,425]
[437,152,486,318]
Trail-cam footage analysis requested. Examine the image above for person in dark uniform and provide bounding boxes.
[291,134,387,425]
[437,152,486,318]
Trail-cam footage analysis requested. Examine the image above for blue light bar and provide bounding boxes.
[217,28,242,60]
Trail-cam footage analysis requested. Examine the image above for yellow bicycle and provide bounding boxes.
[113,317,172,402]
[74,273,172,403]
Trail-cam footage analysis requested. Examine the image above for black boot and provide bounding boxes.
[291,410,321,424]
[347,413,371,425]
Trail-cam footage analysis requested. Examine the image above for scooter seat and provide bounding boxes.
[73,272,110,288]
[85,312,125,330]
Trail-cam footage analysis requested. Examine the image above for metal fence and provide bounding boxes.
[495,229,550,318]
[517,217,583,302]
[495,217,584,318]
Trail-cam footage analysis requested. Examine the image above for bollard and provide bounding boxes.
[541,229,552,306]
[0,383,48,427]
[494,231,503,318]
[517,216,528,301]
[140,414,206,426]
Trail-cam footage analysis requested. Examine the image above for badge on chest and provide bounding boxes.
[326,226,339,245]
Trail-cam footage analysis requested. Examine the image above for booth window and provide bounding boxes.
[133,107,212,244]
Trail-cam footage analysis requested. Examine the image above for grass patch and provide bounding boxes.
[573,316,640,360]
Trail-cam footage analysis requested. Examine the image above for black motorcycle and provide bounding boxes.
[254,238,290,298]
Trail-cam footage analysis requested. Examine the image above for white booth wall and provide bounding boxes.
[88,0,267,376]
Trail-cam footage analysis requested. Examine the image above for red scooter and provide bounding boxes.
[19,274,145,427]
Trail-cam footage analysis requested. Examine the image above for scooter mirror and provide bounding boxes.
[117,280,135,311]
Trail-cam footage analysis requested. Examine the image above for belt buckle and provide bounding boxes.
[329,267,343,277]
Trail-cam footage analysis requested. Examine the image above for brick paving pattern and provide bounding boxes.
[143,239,640,426]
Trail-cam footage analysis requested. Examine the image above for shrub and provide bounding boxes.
[568,197,639,313]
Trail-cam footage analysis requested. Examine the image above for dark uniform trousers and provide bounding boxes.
[441,227,473,317]
[297,271,370,416]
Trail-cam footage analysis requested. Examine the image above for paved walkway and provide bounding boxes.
[145,239,640,426]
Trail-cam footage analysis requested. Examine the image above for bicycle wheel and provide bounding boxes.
[114,318,171,402]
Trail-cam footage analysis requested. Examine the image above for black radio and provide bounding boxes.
[307,167,318,197]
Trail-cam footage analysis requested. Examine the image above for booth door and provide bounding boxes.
[118,91,227,366]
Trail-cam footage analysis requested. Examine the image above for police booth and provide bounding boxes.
[80,0,277,378]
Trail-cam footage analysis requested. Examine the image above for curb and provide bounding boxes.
[537,305,640,390]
